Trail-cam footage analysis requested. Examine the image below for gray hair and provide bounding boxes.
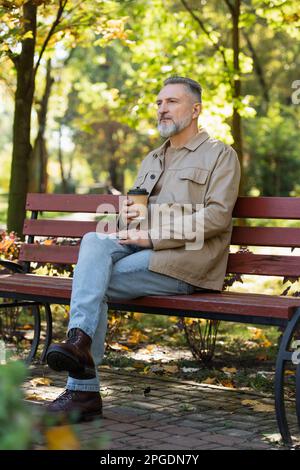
[163,76,202,103]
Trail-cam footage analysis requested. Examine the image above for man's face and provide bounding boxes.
[156,84,199,138]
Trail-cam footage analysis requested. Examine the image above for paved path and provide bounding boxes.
[23,365,300,450]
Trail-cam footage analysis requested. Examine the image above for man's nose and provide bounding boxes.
[158,101,169,114]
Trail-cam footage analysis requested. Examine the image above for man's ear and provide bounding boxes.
[192,103,202,119]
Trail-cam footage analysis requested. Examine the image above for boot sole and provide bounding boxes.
[46,345,96,379]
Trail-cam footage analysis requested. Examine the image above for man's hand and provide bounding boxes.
[119,197,141,225]
[118,229,153,248]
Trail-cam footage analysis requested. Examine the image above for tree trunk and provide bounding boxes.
[29,59,54,193]
[231,0,244,195]
[57,125,68,193]
[7,2,37,236]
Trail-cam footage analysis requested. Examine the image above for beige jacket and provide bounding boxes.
[129,129,241,291]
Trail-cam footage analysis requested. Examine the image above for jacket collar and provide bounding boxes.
[153,128,210,158]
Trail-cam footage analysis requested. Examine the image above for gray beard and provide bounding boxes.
[157,115,192,138]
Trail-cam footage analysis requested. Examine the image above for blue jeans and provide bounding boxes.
[66,232,195,392]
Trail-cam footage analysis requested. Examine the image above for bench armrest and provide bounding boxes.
[0,259,26,274]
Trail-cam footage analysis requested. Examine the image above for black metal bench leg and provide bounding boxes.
[40,303,53,364]
[275,307,300,446]
[25,304,41,364]
[296,363,300,430]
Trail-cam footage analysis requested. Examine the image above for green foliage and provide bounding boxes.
[245,105,300,196]
[0,360,32,450]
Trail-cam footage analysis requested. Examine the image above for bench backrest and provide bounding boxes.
[20,193,300,278]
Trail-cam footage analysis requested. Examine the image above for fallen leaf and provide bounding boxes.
[45,425,80,450]
[285,370,295,376]
[241,399,274,412]
[249,327,263,339]
[110,342,130,351]
[25,393,45,401]
[221,367,237,374]
[127,330,148,344]
[256,354,268,361]
[163,365,179,374]
[22,324,33,330]
[43,239,54,246]
[179,403,197,412]
[202,377,217,385]
[261,339,272,348]
[149,364,164,374]
[30,377,53,387]
[219,379,235,389]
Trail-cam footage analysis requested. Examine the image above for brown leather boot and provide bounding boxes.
[46,390,102,423]
[46,328,96,379]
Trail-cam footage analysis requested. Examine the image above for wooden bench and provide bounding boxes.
[0,192,300,445]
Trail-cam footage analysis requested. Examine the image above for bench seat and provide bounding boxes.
[0,272,299,323]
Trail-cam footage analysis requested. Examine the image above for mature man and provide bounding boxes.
[46,76,240,421]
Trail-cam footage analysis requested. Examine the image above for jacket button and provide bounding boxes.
[150,174,156,179]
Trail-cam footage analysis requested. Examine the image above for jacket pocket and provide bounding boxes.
[179,167,209,185]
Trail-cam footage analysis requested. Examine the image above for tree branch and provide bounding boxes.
[6,47,19,67]
[33,0,68,79]
[180,0,230,72]
[242,30,269,106]
[223,0,235,16]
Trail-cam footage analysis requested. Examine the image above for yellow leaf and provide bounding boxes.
[221,367,237,374]
[30,377,53,387]
[22,30,34,40]
[285,370,295,376]
[127,330,148,344]
[45,425,80,450]
[219,379,235,389]
[110,342,130,351]
[169,316,179,323]
[25,393,44,401]
[202,377,216,385]
[163,365,179,374]
[241,399,274,412]
[249,327,263,339]
[261,340,272,348]
[146,344,155,352]
[133,312,143,321]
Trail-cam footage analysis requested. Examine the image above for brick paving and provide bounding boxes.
[23,365,300,450]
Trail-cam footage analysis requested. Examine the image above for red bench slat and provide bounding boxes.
[0,273,299,320]
[233,197,300,219]
[18,244,300,277]
[26,193,122,213]
[19,244,79,264]
[231,226,300,247]
[23,220,300,248]
[227,253,300,277]
[23,219,114,237]
[26,194,300,219]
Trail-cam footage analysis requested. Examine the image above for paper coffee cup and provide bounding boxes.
[127,187,149,221]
